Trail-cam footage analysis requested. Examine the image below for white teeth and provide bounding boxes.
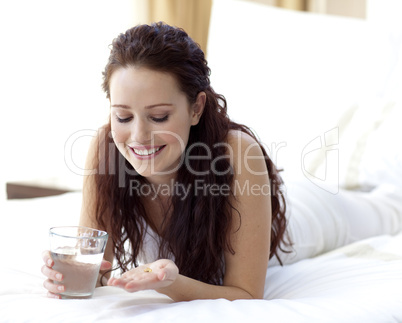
[132,146,163,156]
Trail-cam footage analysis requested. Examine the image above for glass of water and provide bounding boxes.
[49,226,108,299]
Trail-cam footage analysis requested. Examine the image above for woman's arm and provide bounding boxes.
[109,130,272,300]
[164,130,271,300]
[159,273,257,301]
[79,128,115,285]
[42,128,114,297]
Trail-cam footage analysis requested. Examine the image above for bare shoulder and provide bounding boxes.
[85,124,110,172]
[227,129,259,148]
[80,124,109,228]
[80,124,115,263]
[226,129,268,176]
[223,131,271,298]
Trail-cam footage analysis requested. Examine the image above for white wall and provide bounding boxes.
[367,0,402,26]
[309,0,366,19]
[0,0,140,199]
[1,0,401,200]
[366,0,402,102]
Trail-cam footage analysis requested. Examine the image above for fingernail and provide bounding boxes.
[47,259,53,266]
[57,285,64,292]
[56,274,62,281]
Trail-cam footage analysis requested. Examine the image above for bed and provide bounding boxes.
[1,190,402,322]
[1,0,402,322]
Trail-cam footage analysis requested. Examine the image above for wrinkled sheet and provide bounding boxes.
[1,193,402,322]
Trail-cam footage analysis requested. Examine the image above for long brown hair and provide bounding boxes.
[95,22,289,285]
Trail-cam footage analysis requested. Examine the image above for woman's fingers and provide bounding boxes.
[108,268,155,291]
[108,277,131,288]
[100,260,112,271]
[41,250,64,298]
[156,259,178,281]
[41,250,53,267]
[41,251,63,282]
[41,264,63,282]
[47,291,62,299]
[42,250,111,299]
[124,273,161,292]
[43,278,65,295]
[41,265,64,296]
[108,260,178,293]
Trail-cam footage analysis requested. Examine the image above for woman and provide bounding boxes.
[42,22,402,301]
[42,22,290,301]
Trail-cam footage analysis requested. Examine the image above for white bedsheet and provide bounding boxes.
[1,192,402,322]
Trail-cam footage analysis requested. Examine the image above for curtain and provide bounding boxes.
[141,0,309,54]
[145,0,212,54]
[278,0,307,10]
[247,0,307,10]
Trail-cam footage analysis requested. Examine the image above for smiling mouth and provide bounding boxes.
[130,145,166,156]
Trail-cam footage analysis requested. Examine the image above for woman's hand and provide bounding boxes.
[41,250,112,299]
[107,259,178,293]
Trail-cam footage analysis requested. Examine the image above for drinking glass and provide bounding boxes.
[49,226,108,299]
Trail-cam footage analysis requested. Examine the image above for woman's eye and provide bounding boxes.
[151,115,169,123]
[116,116,133,123]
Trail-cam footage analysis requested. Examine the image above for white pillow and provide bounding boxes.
[207,0,401,186]
[350,101,402,189]
[310,99,401,190]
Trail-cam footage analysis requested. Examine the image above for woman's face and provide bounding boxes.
[109,66,203,184]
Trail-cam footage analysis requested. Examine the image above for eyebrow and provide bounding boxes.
[111,103,173,110]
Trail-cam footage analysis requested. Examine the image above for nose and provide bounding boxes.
[131,118,151,144]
